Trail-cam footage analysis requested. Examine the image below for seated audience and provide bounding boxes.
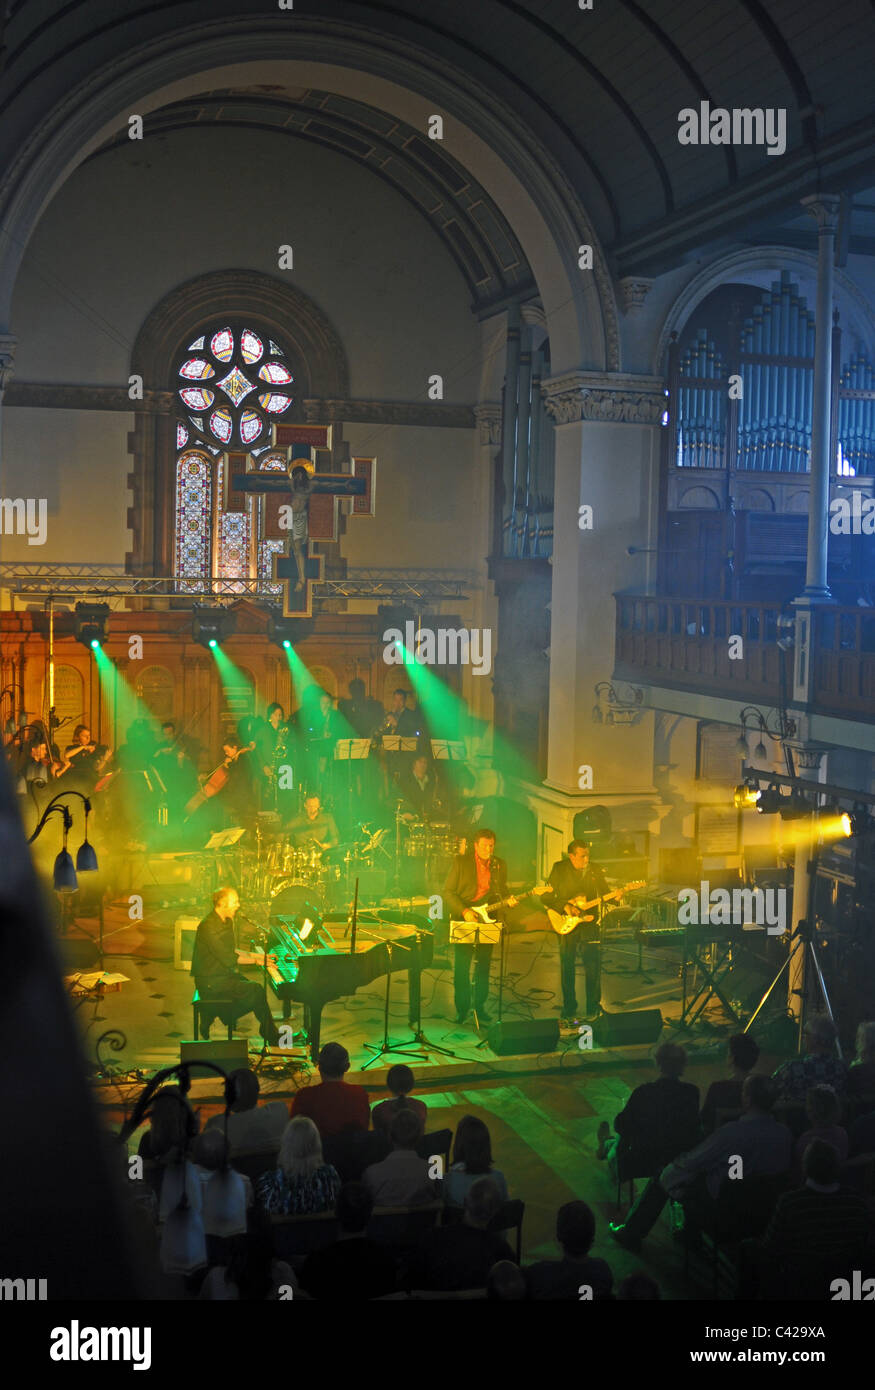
[699,1033,760,1134]
[771,1014,848,1104]
[256,1116,341,1215]
[200,1212,297,1301]
[409,1178,515,1291]
[487,1261,528,1300]
[192,1129,253,1236]
[526,1201,613,1300]
[138,1087,198,1162]
[611,1074,792,1252]
[792,1084,848,1179]
[617,1271,661,1299]
[847,1020,875,1098]
[205,1068,288,1153]
[597,1042,699,1178]
[363,1109,438,1208]
[290,1042,369,1137]
[444,1115,508,1207]
[298,1182,398,1300]
[738,1139,873,1298]
[848,1102,875,1157]
[371,1064,428,1136]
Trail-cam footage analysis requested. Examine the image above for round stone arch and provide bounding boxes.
[128,269,350,576]
[0,24,616,376]
[654,246,875,374]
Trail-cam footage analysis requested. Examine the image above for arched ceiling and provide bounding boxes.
[86,88,538,316]
[1,0,874,281]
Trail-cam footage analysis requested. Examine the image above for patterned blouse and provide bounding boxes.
[256,1163,341,1216]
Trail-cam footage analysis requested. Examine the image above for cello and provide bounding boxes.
[184,741,256,821]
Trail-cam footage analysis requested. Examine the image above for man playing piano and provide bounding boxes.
[192,887,280,1045]
[443,829,516,1026]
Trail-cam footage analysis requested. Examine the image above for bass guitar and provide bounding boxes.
[547,880,646,936]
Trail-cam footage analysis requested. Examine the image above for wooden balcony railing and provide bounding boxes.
[614,594,875,720]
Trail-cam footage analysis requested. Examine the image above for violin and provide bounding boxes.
[183,741,255,820]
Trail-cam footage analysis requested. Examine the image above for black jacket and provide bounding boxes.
[545,859,609,914]
[192,910,238,989]
[614,1076,701,1173]
[442,853,508,918]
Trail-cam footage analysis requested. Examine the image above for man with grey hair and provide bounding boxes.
[771,1014,848,1104]
[408,1177,515,1291]
[192,887,280,1045]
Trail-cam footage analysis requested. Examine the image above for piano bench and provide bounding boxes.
[192,990,234,1041]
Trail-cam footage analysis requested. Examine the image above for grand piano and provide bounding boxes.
[239,920,433,1059]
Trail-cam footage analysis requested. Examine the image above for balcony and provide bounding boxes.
[614,594,875,721]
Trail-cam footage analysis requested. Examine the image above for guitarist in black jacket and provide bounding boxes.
[442,829,517,1024]
[545,840,609,1026]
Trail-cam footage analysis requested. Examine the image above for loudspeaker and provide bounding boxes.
[592,1009,663,1047]
[179,1038,249,1078]
[486,1017,559,1056]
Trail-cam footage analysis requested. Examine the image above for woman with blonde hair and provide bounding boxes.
[256,1116,340,1215]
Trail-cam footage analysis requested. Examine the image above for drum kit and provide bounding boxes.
[238,799,467,916]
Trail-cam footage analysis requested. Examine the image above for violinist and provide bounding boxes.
[59,724,112,789]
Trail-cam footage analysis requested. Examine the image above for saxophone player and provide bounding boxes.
[256,703,288,809]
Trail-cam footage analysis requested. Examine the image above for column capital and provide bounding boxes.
[473,402,502,446]
[541,370,665,426]
[617,277,655,316]
[0,333,17,392]
[800,193,841,234]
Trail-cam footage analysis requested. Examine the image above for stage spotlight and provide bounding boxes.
[734,782,761,810]
[756,783,782,815]
[192,606,232,649]
[735,730,749,754]
[267,609,303,649]
[780,790,812,821]
[74,602,109,650]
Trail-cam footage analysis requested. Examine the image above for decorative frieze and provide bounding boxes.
[542,371,665,426]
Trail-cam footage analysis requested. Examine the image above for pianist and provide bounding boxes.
[192,887,280,1046]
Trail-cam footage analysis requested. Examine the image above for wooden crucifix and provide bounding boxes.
[231,442,375,616]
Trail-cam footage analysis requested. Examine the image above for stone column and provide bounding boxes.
[542,372,664,797]
[791,196,840,706]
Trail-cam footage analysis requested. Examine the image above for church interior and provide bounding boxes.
[1,0,875,1326]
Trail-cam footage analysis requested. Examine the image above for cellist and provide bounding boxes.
[185,733,257,827]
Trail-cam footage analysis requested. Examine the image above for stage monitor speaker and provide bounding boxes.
[485,1017,559,1056]
[179,1038,250,1078]
[592,1009,663,1047]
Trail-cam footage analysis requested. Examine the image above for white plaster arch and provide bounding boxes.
[654,246,875,374]
[0,21,618,376]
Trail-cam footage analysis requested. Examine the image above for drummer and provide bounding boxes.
[398,754,438,822]
[287,793,340,852]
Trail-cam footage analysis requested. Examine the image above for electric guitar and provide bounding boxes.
[547,880,646,936]
[466,884,551,924]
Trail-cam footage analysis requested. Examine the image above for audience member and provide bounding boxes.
[526,1201,613,1300]
[699,1033,760,1133]
[363,1109,438,1208]
[847,1020,875,1098]
[199,1212,297,1301]
[290,1043,369,1137]
[597,1042,699,1180]
[738,1140,872,1298]
[371,1064,428,1136]
[771,1015,848,1103]
[792,1084,848,1179]
[192,1129,253,1236]
[409,1178,515,1291]
[138,1087,198,1162]
[298,1182,398,1300]
[848,1102,875,1157]
[611,1074,792,1252]
[204,1069,288,1153]
[256,1116,341,1215]
[444,1115,508,1207]
[487,1260,528,1300]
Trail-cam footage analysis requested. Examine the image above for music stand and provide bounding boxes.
[450,919,504,1046]
[361,937,432,1068]
[334,737,371,824]
[431,740,466,762]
